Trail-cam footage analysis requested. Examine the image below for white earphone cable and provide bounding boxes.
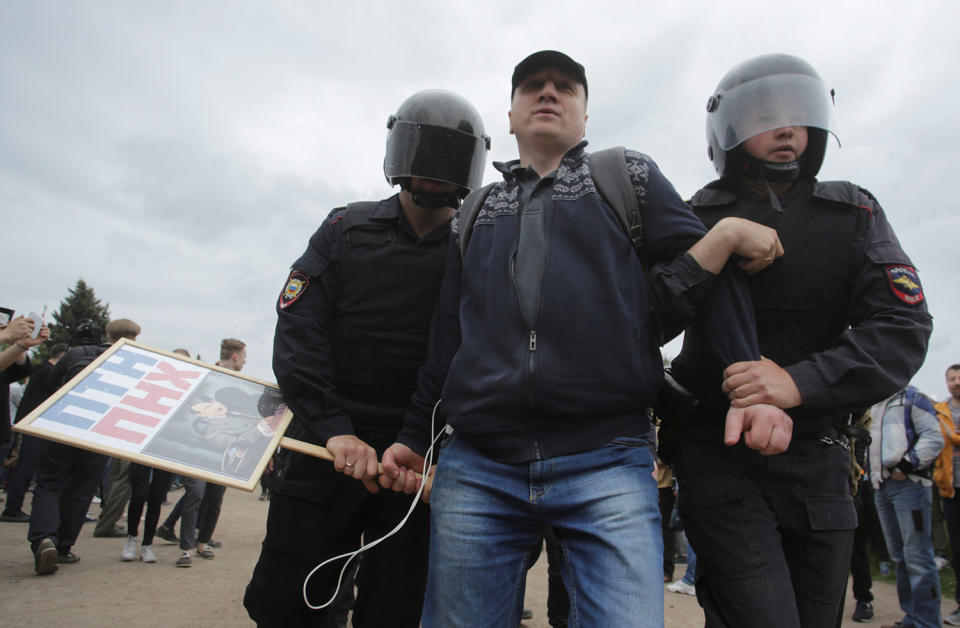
[301,399,444,610]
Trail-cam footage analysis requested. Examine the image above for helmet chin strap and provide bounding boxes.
[411,191,461,210]
[742,157,801,213]
[743,156,801,183]
[403,182,464,210]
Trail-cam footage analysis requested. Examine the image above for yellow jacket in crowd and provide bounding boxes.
[934,400,960,498]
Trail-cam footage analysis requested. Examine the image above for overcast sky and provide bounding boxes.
[3,1,958,401]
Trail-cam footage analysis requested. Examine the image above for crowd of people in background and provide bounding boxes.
[0,317,250,573]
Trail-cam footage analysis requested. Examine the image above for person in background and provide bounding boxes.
[194,338,246,558]
[869,386,944,628]
[935,364,960,625]
[120,462,173,563]
[28,318,139,575]
[1,342,68,523]
[657,460,678,584]
[1,316,50,486]
[158,339,246,567]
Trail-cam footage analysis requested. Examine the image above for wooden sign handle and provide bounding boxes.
[280,436,425,478]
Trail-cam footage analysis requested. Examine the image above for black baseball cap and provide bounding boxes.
[511,50,588,100]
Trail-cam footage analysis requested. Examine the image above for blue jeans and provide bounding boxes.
[424,432,662,628]
[681,537,697,586]
[874,478,941,628]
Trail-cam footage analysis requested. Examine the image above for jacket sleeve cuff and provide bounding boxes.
[396,425,429,458]
[654,253,716,300]
[784,362,825,410]
[649,253,718,325]
[308,414,355,446]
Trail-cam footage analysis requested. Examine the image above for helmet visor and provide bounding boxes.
[384,121,487,191]
[709,73,839,150]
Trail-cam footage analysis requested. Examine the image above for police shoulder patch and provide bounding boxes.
[885,265,924,305]
[279,270,309,309]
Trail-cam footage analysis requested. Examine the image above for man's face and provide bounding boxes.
[741,126,808,162]
[947,368,960,402]
[509,68,587,151]
[192,401,227,418]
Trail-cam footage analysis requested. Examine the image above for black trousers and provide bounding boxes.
[676,435,856,628]
[850,480,885,604]
[3,434,43,513]
[942,491,960,604]
[244,463,429,627]
[197,482,225,545]
[27,441,108,553]
[659,485,677,579]
[127,464,172,545]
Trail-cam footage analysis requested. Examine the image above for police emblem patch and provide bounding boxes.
[279,270,309,309]
[885,265,924,305]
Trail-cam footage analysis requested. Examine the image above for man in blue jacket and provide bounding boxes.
[377,51,792,626]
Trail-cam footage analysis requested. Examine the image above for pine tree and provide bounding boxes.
[34,278,110,362]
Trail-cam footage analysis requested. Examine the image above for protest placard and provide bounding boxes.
[15,339,293,491]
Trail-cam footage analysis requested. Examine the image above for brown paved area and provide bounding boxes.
[0,486,955,626]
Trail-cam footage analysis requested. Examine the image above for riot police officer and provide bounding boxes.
[243,89,489,627]
[671,54,933,627]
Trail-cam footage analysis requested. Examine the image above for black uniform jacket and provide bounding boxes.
[674,178,932,438]
[272,195,451,451]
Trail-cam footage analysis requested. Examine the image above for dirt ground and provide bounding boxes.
[0,486,955,626]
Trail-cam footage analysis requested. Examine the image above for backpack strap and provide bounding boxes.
[903,387,921,468]
[590,147,663,342]
[457,182,497,259]
[589,146,645,261]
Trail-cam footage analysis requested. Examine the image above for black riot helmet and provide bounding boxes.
[384,89,490,209]
[706,54,840,180]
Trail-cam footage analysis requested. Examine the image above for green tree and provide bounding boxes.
[34,278,110,363]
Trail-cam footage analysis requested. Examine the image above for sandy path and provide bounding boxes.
[0,486,953,626]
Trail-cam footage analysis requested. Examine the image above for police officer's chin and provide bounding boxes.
[405,182,463,210]
[412,191,462,210]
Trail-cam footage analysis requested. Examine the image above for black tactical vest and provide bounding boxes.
[328,202,450,428]
[690,179,868,423]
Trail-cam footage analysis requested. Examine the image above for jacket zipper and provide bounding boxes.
[529,330,541,459]
[528,329,538,402]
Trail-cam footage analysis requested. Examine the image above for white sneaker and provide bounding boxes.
[935,555,950,570]
[121,536,138,561]
[946,606,960,626]
[140,545,157,563]
[176,551,192,568]
[667,579,696,596]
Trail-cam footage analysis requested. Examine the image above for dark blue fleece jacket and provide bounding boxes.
[399,143,759,463]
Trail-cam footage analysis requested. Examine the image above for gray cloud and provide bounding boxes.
[2,0,957,399]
